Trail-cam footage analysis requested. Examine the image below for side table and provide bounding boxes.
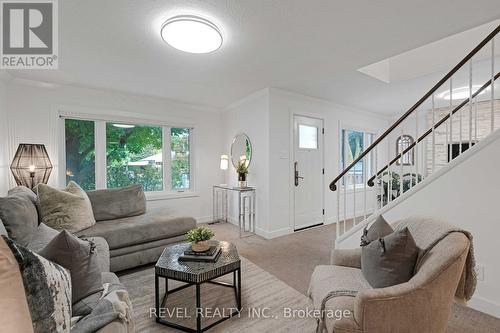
[210,185,255,238]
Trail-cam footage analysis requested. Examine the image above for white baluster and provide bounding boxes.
[469,60,473,148]
[336,180,340,239]
[491,39,495,133]
[343,175,347,235]
[400,127,403,196]
[449,78,453,162]
[415,107,419,185]
[363,154,367,221]
[432,94,436,173]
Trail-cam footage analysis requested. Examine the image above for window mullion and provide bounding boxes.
[163,126,172,191]
[95,121,106,189]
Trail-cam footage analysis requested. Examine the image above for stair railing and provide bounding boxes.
[330,24,499,239]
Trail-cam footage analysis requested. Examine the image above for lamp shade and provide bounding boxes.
[10,144,53,189]
[220,154,229,170]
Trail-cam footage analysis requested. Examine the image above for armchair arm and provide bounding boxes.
[330,248,361,268]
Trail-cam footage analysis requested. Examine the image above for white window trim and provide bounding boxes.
[57,109,197,199]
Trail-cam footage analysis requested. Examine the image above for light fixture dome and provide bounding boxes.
[160,15,222,54]
[437,85,488,101]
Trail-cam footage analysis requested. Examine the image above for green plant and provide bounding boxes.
[235,160,248,176]
[186,227,215,243]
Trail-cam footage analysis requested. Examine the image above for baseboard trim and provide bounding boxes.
[255,226,292,239]
[196,215,215,224]
[468,295,500,318]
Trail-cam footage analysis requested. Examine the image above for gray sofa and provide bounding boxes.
[0,184,196,332]
[77,185,196,272]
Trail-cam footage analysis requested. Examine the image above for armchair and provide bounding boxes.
[309,226,470,333]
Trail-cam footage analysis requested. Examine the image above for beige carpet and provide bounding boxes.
[120,256,317,332]
[120,222,499,332]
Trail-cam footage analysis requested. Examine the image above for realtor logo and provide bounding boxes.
[1,0,58,69]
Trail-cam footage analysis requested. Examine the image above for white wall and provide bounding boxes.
[0,77,8,195]
[338,129,500,317]
[222,89,270,236]
[267,89,389,237]
[3,79,224,222]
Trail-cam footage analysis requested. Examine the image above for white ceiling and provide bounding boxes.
[5,0,500,115]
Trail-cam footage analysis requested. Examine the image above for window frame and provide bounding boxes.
[395,134,415,166]
[57,109,197,200]
[339,126,376,189]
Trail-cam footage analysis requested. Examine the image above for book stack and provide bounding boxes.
[179,245,221,263]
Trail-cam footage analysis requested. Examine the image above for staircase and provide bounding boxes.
[330,25,500,244]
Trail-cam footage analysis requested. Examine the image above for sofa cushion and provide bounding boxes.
[39,230,103,304]
[0,189,39,246]
[0,219,8,236]
[361,227,419,288]
[361,215,392,246]
[86,185,146,221]
[0,235,72,333]
[308,265,371,309]
[308,265,370,333]
[37,181,96,233]
[76,208,196,250]
[27,223,59,252]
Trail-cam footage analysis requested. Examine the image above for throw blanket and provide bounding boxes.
[395,217,476,301]
[71,282,134,333]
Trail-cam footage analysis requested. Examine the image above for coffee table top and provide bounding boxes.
[155,240,240,283]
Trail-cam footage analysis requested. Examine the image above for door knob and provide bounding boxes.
[294,162,304,186]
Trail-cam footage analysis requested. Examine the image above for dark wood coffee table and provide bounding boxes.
[154,240,241,333]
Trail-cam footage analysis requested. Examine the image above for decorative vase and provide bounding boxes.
[238,173,247,188]
[192,240,210,252]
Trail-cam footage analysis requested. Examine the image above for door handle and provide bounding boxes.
[294,161,304,186]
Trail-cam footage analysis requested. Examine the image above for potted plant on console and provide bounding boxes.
[187,227,215,252]
[236,160,248,188]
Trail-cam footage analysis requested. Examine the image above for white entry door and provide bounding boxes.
[293,115,324,231]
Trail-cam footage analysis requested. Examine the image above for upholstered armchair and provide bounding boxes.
[308,221,470,333]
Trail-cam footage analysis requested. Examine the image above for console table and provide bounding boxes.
[210,185,255,238]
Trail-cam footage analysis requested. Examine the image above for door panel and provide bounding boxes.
[293,116,324,230]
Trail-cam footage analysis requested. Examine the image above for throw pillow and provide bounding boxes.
[360,215,393,246]
[39,230,103,304]
[86,184,146,221]
[37,181,96,233]
[0,235,71,333]
[361,227,419,288]
[0,189,39,246]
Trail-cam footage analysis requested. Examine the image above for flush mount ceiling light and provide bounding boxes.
[437,85,488,100]
[160,15,222,54]
[113,124,135,128]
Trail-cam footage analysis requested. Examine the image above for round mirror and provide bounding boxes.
[230,133,252,168]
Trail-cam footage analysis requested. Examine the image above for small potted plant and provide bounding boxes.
[186,227,215,252]
[236,160,248,188]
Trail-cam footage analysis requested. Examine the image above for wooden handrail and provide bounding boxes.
[329,24,500,191]
[367,71,500,186]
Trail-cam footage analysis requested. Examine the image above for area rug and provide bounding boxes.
[120,256,318,332]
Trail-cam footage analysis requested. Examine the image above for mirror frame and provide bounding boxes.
[230,133,252,168]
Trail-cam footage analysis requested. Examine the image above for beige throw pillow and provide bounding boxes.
[37,181,96,233]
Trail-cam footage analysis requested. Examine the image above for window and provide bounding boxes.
[396,135,414,166]
[106,123,163,191]
[171,128,191,190]
[65,119,96,190]
[62,117,193,194]
[298,124,318,149]
[340,129,375,186]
